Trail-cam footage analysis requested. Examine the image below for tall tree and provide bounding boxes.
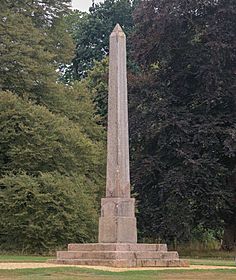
[0,1,106,252]
[65,0,136,80]
[130,0,236,246]
[0,0,74,100]
[0,89,105,252]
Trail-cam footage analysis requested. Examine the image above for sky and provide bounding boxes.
[72,0,105,12]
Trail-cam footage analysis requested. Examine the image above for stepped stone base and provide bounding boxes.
[49,243,189,267]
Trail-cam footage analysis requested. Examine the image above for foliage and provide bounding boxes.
[0,91,104,177]
[130,0,236,244]
[85,58,109,126]
[64,0,136,80]
[0,1,74,100]
[0,1,106,254]
[0,172,98,253]
[1,0,71,27]
[40,82,105,142]
[0,88,105,252]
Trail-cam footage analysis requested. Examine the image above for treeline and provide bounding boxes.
[0,0,235,253]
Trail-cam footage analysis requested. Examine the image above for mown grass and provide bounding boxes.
[0,249,235,280]
[0,255,49,263]
[189,258,235,266]
[0,267,236,280]
[175,242,236,259]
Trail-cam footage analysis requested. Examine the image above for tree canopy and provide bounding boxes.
[64,0,136,80]
[129,0,236,246]
[0,0,105,253]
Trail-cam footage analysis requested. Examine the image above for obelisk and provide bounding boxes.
[52,24,189,268]
[98,24,137,243]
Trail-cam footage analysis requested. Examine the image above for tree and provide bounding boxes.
[0,1,106,253]
[130,0,236,246]
[0,1,74,100]
[0,172,98,253]
[65,0,136,80]
[0,90,105,252]
[85,58,109,126]
[1,0,71,27]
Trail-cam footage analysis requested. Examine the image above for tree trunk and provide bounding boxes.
[222,168,236,250]
[222,224,236,250]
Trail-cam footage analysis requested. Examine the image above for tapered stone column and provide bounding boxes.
[98,24,137,243]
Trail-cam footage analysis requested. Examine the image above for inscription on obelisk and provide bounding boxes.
[98,24,137,243]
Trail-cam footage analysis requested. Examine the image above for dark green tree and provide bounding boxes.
[130,0,236,247]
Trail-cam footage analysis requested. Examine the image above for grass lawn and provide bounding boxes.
[189,258,235,266]
[0,255,235,280]
[0,267,236,280]
[0,255,49,263]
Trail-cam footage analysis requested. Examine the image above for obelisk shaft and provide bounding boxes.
[98,24,137,243]
[106,24,130,198]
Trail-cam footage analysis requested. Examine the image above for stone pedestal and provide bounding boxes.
[50,243,188,267]
[98,198,137,243]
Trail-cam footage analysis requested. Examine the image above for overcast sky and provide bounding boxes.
[72,0,105,12]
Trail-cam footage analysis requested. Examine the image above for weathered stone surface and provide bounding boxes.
[100,198,135,217]
[49,258,137,268]
[99,217,137,243]
[106,24,130,199]
[98,24,137,244]
[136,259,190,267]
[57,250,178,261]
[68,243,168,252]
[50,247,189,267]
[53,241,188,267]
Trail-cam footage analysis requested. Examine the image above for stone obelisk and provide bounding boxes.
[98,24,137,243]
[51,24,189,268]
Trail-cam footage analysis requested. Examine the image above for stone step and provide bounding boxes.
[50,258,136,267]
[137,259,189,267]
[68,243,167,252]
[57,251,178,260]
[49,258,189,268]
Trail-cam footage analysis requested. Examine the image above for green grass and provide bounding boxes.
[0,254,235,280]
[0,267,236,280]
[177,245,236,259]
[0,255,50,263]
[189,258,235,267]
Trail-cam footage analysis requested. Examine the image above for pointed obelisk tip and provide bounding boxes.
[112,23,123,33]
